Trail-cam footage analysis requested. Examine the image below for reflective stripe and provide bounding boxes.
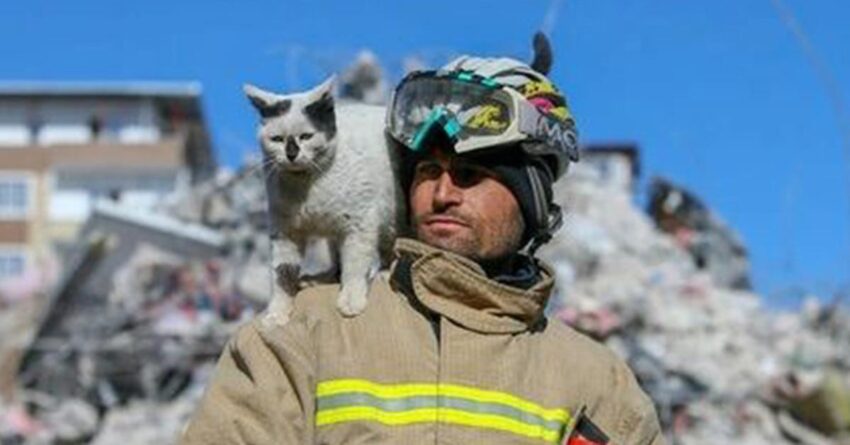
[315,379,570,443]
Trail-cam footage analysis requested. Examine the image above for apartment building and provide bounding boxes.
[0,82,215,283]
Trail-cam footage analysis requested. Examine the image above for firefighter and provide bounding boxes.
[181,54,664,445]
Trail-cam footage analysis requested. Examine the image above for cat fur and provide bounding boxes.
[244,76,403,324]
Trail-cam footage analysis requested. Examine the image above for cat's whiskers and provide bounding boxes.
[243,159,270,179]
[254,157,283,180]
[245,158,276,176]
[306,158,323,174]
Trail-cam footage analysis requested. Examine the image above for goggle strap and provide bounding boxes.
[410,107,461,152]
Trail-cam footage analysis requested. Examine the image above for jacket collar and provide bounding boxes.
[390,238,555,334]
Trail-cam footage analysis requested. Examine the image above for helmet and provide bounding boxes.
[387,53,579,252]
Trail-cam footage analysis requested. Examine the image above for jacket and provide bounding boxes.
[180,238,665,444]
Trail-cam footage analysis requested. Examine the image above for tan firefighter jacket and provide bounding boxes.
[180,238,665,444]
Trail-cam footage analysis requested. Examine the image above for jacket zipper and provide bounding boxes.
[435,316,443,445]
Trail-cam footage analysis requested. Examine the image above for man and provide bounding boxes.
[181,55,664,445]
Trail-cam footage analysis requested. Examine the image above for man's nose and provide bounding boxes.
[432,170,462,209]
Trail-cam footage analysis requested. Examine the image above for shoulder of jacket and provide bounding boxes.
[291,283,344,318]
[264,273,397,329]
[543,318,624,370]
[542,322,662,443]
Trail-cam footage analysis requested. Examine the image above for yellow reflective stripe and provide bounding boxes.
[440,408,562,443]
[317,379,437,398]
[317,406,437,426]
[316,407,562,443]
[316,379,569,424]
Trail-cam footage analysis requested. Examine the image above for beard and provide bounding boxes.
[412,209,524,263]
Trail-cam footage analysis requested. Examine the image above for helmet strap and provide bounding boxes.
[523,202,562,257]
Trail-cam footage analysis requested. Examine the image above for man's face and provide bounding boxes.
[409,149,525,262]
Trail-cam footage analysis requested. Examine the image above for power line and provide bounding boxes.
[769,0,850,286]
[541,0,564,36]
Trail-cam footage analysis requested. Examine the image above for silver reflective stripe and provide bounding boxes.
[317,392,564,432]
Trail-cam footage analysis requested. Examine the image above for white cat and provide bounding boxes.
[244,76,403,324]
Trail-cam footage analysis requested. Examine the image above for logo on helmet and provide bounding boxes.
[535,115,578,161]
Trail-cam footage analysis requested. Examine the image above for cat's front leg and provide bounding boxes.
[337,229,380,317]
[264,234,302,326]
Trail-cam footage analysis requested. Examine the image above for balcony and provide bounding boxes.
[0,134,188,172]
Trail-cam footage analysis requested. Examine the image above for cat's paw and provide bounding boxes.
[261,294,294,328]
[336,285,368,317]
[275,263,301,295]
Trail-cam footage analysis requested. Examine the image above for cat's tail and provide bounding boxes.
[530,32,553,75]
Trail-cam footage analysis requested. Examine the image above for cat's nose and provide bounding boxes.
[286,138,299,161]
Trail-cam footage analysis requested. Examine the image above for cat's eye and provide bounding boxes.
[298,133,314,141]
[270,135,285,143]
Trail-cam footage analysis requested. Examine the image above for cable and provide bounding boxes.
[541,0,564,37]
[769,0,850,287]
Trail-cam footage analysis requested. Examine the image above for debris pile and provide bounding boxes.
[647,177,752,290]
[0,166,272,444]
[540,145,850,444]
[339,50,387,105]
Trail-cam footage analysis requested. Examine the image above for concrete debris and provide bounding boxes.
[339,50,387,105]
[1,93,848,443]
[648,177,752,290]
[539,144,850,444]
[40,398,99,443]
[0,163,271,443]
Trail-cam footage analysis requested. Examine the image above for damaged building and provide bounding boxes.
[0,81,216,287]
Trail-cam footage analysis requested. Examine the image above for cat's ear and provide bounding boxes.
[305,75,337,138]
[305,76,336,118]
[244,84,291,118]
[307,75,337,103]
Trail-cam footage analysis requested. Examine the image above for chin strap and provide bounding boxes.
[525,202,563,257]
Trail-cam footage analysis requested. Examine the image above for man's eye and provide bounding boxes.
[270,135,285,143]
[414,162,443,180]
[451,165,486,187]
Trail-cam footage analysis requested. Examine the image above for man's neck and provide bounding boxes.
[477,254,541,290]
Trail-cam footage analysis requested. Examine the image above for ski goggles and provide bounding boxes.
[387,70,579,162]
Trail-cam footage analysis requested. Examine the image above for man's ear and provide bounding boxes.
[244,84,291,118]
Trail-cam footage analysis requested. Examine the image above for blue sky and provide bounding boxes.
[2,1,848,306]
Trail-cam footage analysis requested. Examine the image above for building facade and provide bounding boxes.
[0,82,215,283]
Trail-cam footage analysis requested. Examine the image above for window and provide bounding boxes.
[0,176,30,218]
[89,115,103,141]
[0,250,26,280]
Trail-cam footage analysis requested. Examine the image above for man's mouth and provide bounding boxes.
[423,216,469,230]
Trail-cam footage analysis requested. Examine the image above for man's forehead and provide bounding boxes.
[418,143,477,165]
[420,142,454,159]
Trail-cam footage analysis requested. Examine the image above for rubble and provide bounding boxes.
[540,144,850,444]
[339,50,387,105]
[647,177,752,290]
[0,165,271,443]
